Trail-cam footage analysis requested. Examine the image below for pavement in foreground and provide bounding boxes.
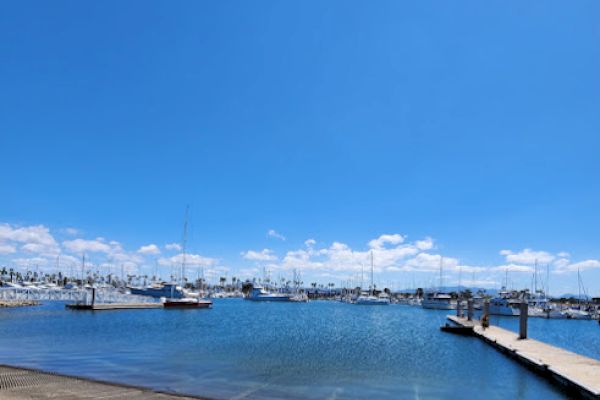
[0,365,208,400]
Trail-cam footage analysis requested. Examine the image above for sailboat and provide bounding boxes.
[355,251,390,305]
[565,269,591,320]
[163,206,212,309]
[421,257,456,310]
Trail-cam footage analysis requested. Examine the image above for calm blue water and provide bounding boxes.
[0,300,596,399]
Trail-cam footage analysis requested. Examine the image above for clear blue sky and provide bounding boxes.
[1,1,599,295]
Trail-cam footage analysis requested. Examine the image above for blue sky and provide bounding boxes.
[1,1,599,295]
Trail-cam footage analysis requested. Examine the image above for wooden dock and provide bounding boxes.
[0,364,208,399]
[447,315,600,399]
[66,303,164,310]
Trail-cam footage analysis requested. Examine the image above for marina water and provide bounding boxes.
[1,300,598,399]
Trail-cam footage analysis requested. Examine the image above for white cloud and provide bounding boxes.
[158,253,216,267]
[368,234,405,249]
[404,253,459,272]
[241,249,277,261]
[500,248,555,264]
[415,237,434,251]
[0,243,17,254]
[452,265,488,273]
[0,224,59,256]
[270,235,449,277]
[137,244,160,255]
[63,238,112,253]
[267,229,286,241]
[165,243,182,251]
[492,264,534,273]
[555,259,600,273]
[61,227,81,236]
[12,257,50,267]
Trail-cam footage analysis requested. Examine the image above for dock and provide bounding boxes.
[66,303,164,310]
[447,315,600,399]
[0,364,208,399]
[0,300,40,308]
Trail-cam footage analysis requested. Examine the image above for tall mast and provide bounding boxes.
[370,250,374,292]
[546,263,550,298]
[181,205,189,288]
[439,257,443,290]
[534,259,538,293]
[578,268,581,306]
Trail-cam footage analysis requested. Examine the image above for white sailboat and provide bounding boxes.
[163,206,212,309]
[355,251,390,305]
[565,269,591,320]
[421,257,456,310]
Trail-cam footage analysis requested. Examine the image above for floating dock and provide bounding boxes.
[0,364,208,399]
[66,303,164,310]
[447,315,600,399]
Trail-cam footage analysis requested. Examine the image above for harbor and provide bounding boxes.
[1,298,599,399]
[2,0,599,397]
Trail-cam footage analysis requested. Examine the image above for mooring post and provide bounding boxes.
[467,299,473,321]
[91,287,96,307]
[457,297,462,317]
[482,300,490,328]
[519,301,528,339]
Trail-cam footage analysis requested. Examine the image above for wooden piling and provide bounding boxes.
[519,301,528,339]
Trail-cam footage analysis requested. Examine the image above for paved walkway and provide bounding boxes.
[0,365,208,400]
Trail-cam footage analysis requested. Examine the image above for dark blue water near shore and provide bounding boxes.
[1,300,596,399]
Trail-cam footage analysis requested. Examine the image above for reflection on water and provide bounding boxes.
[1,300,593,399]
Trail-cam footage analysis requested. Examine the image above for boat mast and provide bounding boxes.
[439,257,443,291]
[577,268,581,306]
[370,250,374,294]
[533,258,537,295]
[546,263,550,298]
[181,205,189,289]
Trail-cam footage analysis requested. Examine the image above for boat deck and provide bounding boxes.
[66,303,163,310]
[447,315,600,399]
[0,365,208,400]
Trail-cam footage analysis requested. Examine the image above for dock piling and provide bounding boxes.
[519,301,528,339]
[456,298,462,317]
[467,299,473,321]
[482,300,490,327]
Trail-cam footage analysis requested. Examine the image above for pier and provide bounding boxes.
[447,315,600,399]
[0,364,208,400]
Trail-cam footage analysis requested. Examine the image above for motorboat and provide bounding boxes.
[162,297,212,308]
[355,294,390,305]
[422,293,456,310]
[488,291,521,316]
[129,283,184,299]
[245,285,291,301]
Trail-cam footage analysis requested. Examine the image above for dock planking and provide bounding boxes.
[447,315,600,399]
